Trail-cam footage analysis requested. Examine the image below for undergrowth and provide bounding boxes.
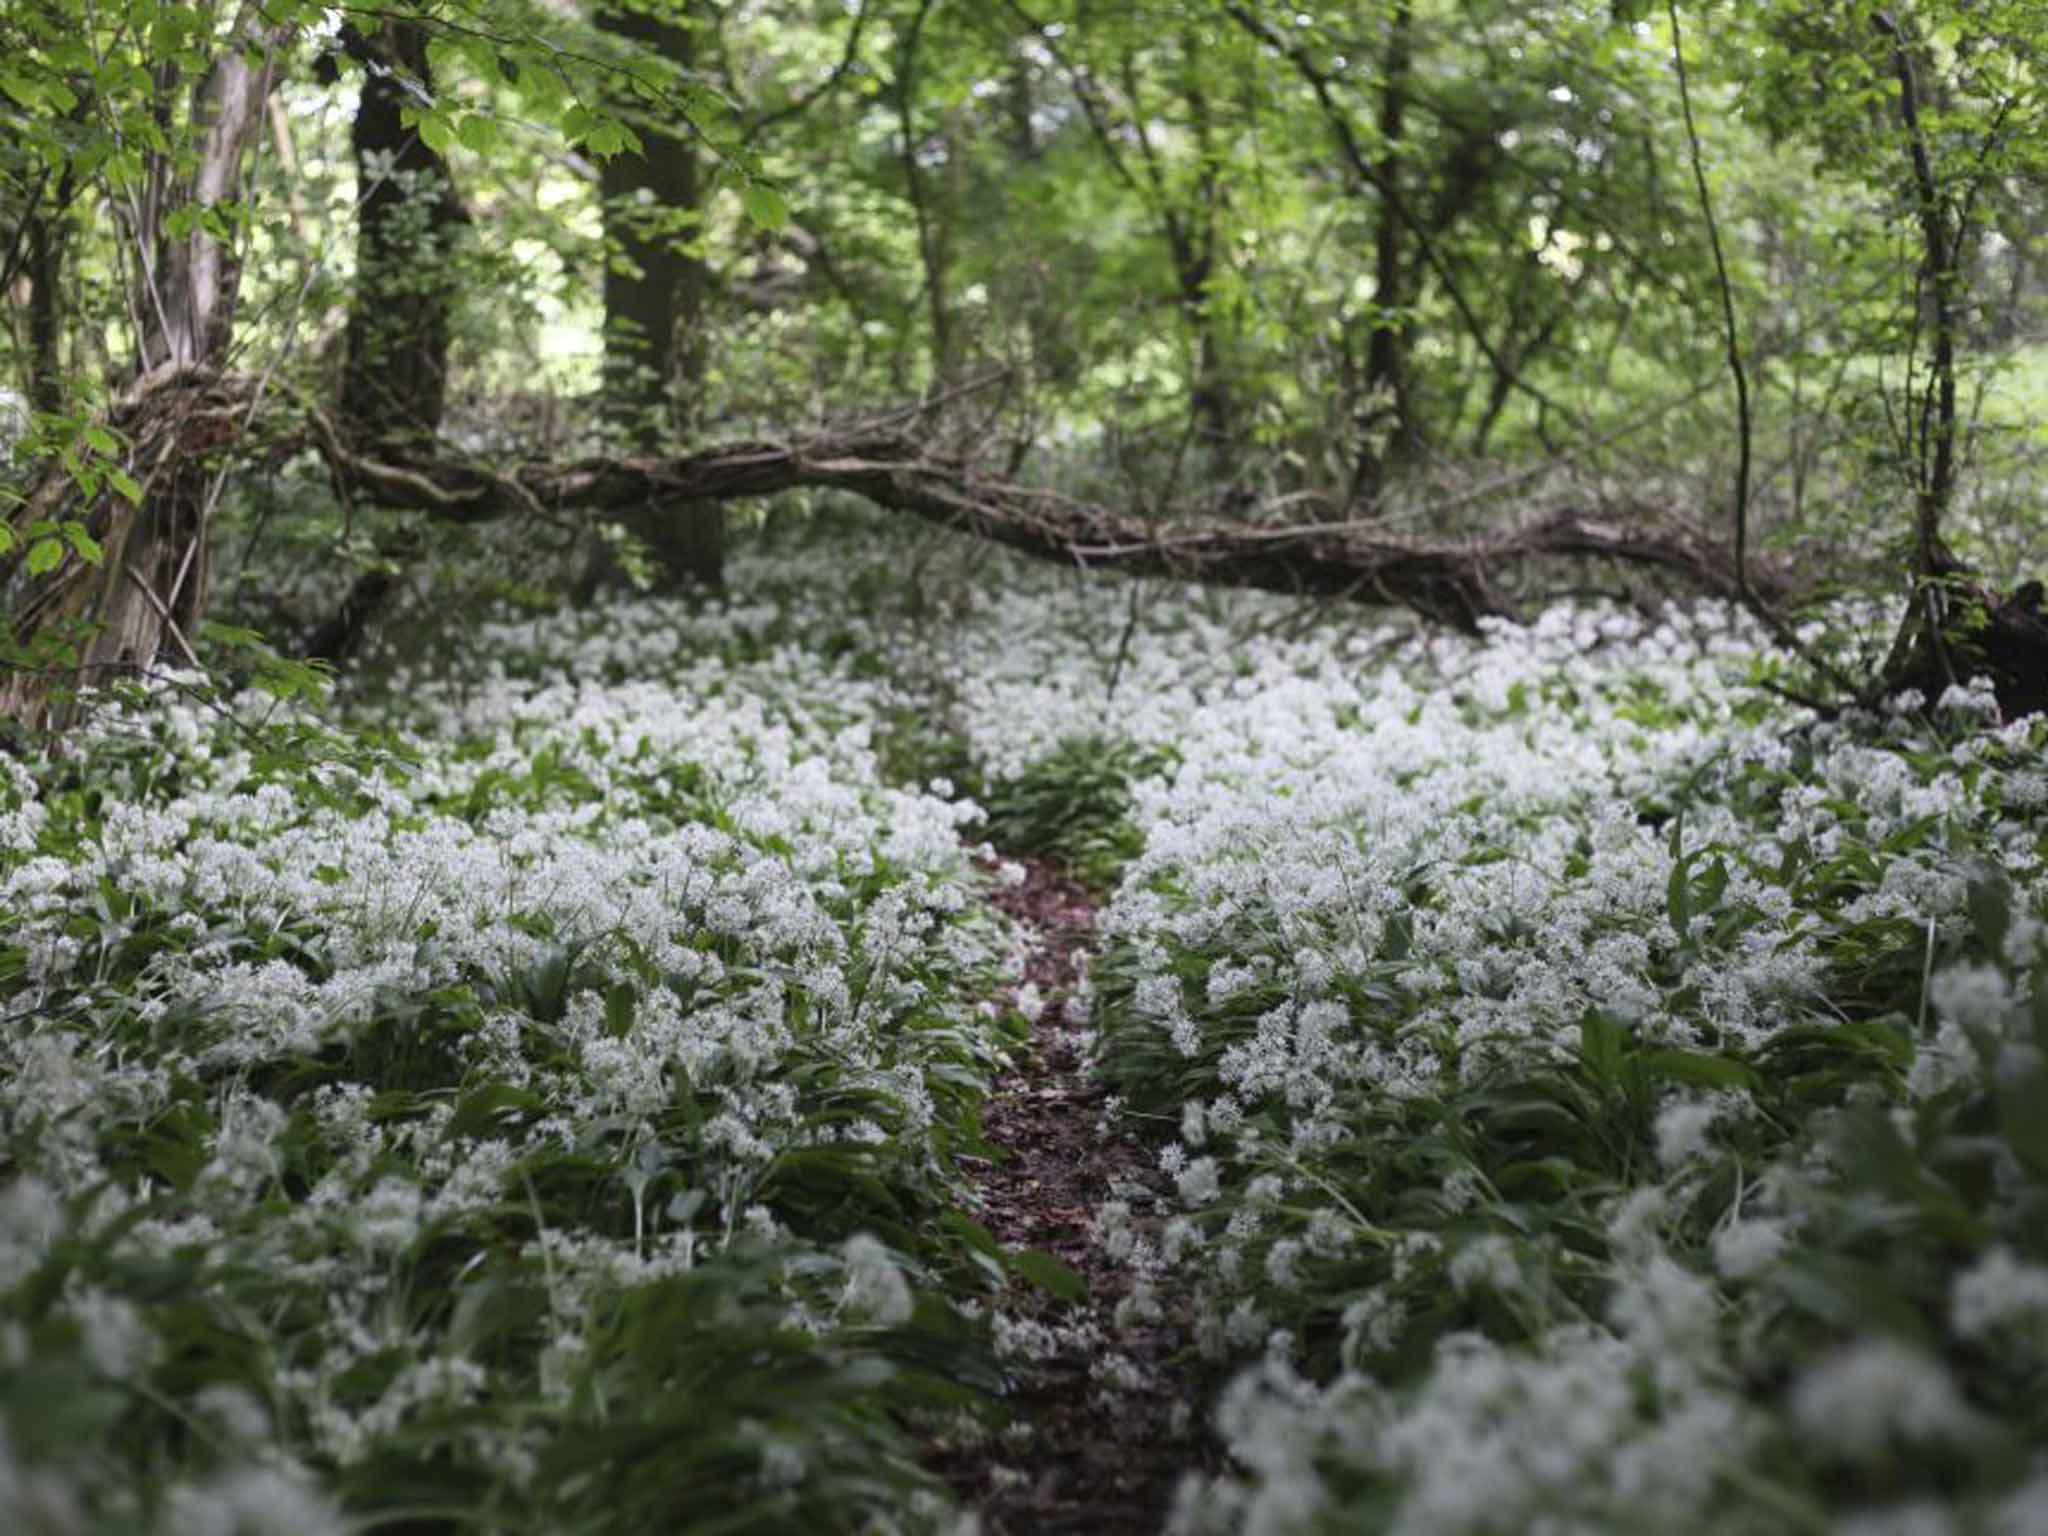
[5,512,2048,1534]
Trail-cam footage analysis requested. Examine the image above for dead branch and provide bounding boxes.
[9,368,1799,667]
[302,414,1789,630]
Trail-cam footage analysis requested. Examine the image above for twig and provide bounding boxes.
[124,567,202,667]
[1668,2,1752,598]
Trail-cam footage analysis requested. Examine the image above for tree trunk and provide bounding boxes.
[339,21,465,451]
[1873,11,1972,701]
[2,7,283,726]
[592,0,722,592]
[896,0,957,391]
[22,175,69,415]
[308,21,468,665]
[1354,0,1417,502]
[1176,30,1232,449]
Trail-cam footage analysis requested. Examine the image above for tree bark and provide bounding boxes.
[306,21,469,666]
[338,21,466,451]
[1873,9,1959,582]
[594,0,722,591]
[21,173,70,415]
[1354,0,1416,501]
[895,0,956,389]
[1872,10,1974,703]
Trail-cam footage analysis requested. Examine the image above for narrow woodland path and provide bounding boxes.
[936,857,1207,1534]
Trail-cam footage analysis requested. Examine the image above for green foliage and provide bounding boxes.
[980,737,1174,890]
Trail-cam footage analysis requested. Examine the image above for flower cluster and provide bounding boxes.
[0,545,1018,1531]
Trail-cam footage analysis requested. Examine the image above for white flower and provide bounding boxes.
[840,1232,913,1325]
[70,1289,157,1382]
[1264,1239,1303,1289]
[1993,1475,2048,1536]
[1176,1157,1222,1208]
[1448,1235,1519,1297]
[1711,1218,1787,1282]
[353,1179,423,1254]
[164,1463,344,1536]
[1653,1097,1719,1168]
[1838,1501,1957,1536]
[1341,1288,1404,1360]
[1929,964,2015,1033]
[1951,1247,2048,1340]
[1789,1340,1977,1462]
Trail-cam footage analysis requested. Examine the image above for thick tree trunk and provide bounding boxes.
[593,0,722,592]
[339,21,465,451]
[308,22,468,665]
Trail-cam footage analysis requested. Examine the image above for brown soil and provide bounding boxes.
[931,856,1209,1534]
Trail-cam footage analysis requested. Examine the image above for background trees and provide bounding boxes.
[0,0,2043,717]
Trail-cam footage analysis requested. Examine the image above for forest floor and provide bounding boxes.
[933,857,1208,1533]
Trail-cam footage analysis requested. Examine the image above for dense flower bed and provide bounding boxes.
[926,559,2048,1535]
[765,517,2048,1533]
[0,572,1019,1533]
[5,508,2046,1533]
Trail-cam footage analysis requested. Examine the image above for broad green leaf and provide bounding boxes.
[417,113,455,155]
[741,181,790,231]
[1641,1048,1757,1092]
[1967,865,2012,959]
[62,524,103,564]
[1007,1248,1085,1303]
[457,113,499,153]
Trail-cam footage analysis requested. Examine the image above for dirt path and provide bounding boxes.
[936,856,1205,1534]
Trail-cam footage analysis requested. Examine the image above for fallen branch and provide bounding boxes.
[10,368,1797,666]
[290,413,1793,629]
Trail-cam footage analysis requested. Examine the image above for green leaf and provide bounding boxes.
[416,113,455,155]
[741,181,790,231]
[1967,865,2012,960]
[1007,1248,1086,1303]
[24,537,63,575]
[1667,851,1694,940]
[1996,1056,2048,1180]
[1641,1048,1757,1092]
[107,468,143,505]
[449,1082,542,1140]
[1771,1252,1933,1344]
[62,524,103,564]
[941,1211,1003,1257]
[0,71,44,111]
[82,425,120,456]
[584,120,629,158]
[456,113,498,153]
[604,982,637,1038]
[1579,1008,1626,1088]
